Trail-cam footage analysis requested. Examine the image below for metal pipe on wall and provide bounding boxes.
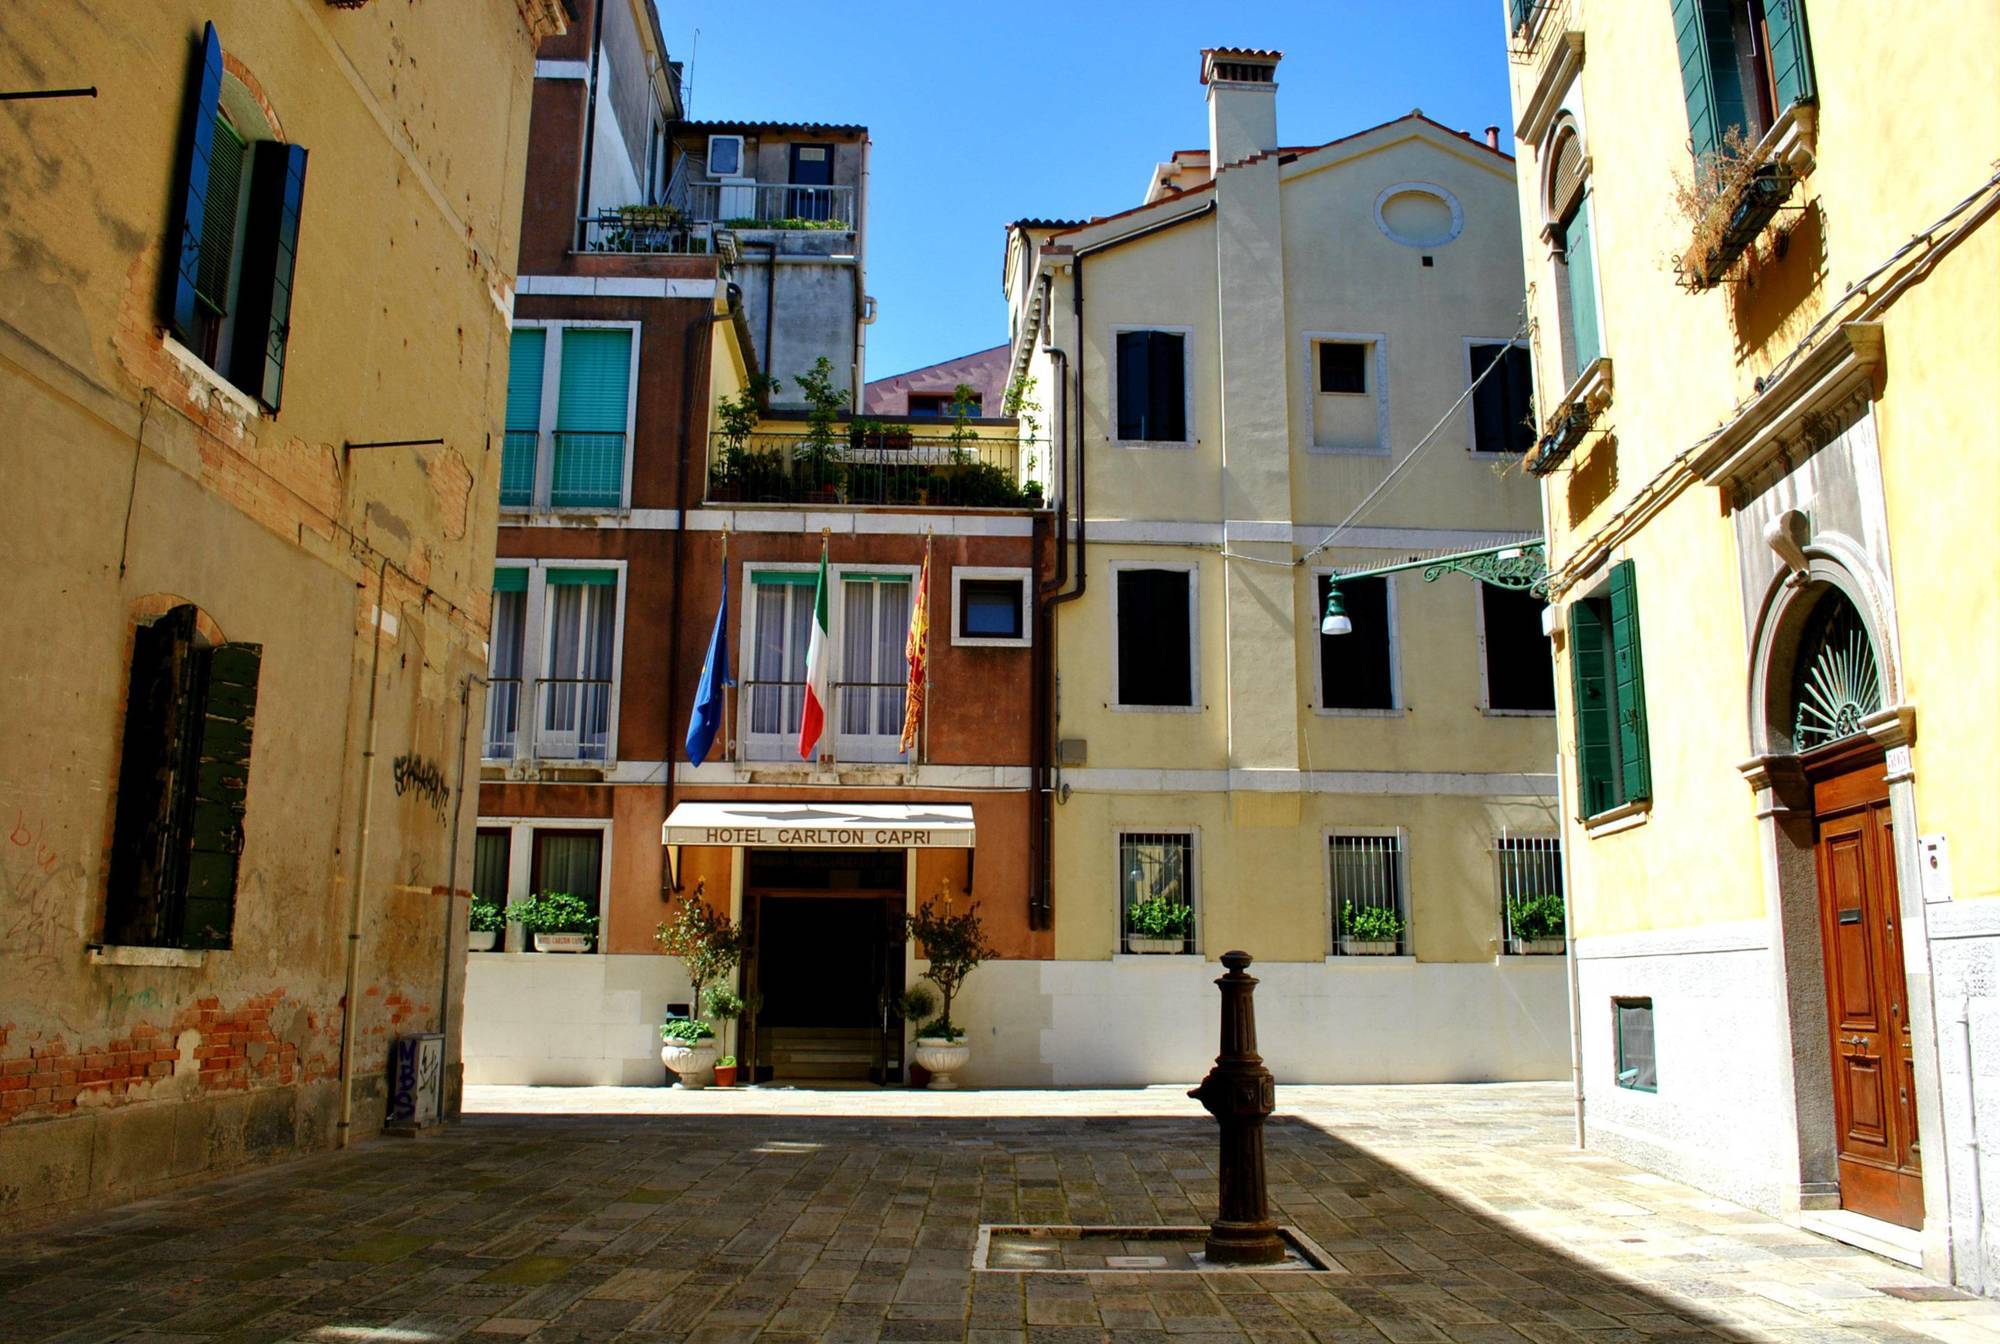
[437,670,485,1112]
[337,556,391,1147]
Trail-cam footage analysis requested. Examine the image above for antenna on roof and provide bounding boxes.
[683,27,699,121]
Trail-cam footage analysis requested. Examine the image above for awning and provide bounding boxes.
[662,801,975,849]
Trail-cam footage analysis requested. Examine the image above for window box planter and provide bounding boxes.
[912,1036,971,1089]
[1338,938,1400,957]
[660,1037,719,1088]
[1126,936,1186,955]
[1530,403,1591,476]
[1683,162,1796,290]
[532,931,594,953]
[467,930,499,952]
[1508,936,1567,956]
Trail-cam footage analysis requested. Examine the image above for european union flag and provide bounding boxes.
[685,561,732,764]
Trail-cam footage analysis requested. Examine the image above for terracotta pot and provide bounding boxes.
[912,1037,970,1089]
[467,930,498,952]
[660,1039,719,1088]
[712,1063,738,1087]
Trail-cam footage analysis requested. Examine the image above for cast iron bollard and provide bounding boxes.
[1188,949,1286,1264]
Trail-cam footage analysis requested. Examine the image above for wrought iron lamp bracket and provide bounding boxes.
[1328,541,1550,598]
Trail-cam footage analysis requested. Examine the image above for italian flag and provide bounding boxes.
[797,547,831,759]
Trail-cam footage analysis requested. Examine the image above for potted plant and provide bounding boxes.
[1338,901,1405,956]
[507,891,599,953]
[654,882,743,1088]
[898,985,937,1088]
[1125,895,1192,954]
[905,884,996,1089]
[704,985,745,1085]
[467,898,504,953]
[1506,891,1567,956]
[793,356,849,501]
[709,373,776,501]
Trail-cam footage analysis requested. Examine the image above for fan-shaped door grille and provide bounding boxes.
[1791,590,1882,750]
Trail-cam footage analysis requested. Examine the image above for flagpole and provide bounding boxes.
[921,528,932,768]
[721,528,732,762]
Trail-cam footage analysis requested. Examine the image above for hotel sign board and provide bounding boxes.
[662,801,975,850]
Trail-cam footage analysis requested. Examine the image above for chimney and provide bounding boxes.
[1201,48,1281,169]
[1485,125,1501,150]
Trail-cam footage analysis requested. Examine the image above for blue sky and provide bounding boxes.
[660,1,1518,380]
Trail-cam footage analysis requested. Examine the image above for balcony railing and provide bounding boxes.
[707,432,1042,509]
[738,678,910,764]
[577,211,716,256]
[549,431,626,510]
[681,182,855,230]
[500,431,538,509]
[534,677,613,762]
[484,678,522,759]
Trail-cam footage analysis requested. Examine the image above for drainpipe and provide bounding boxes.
[1032,341,1069,931]
[853,136,872,403]
[1964,1004,1988,1289]
[760,242,779,394]
[437,670,484,1116]
[574,0,607,251]
[338,556,391,1148]
[1539,442,1587,1149]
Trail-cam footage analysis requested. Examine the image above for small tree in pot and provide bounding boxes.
[704,985,745,1085]
[654,882,743,1087]
[905,884,996,1089]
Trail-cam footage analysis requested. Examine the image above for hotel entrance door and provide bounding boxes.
[743,849,906,1084]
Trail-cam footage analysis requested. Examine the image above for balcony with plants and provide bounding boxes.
[706,360,1046,511]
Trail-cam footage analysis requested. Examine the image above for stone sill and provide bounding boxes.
[89,944,207,969]
[1584,799,1652,838]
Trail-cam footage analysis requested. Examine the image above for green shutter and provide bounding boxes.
[106,607,204,946]
[546,568,617,586]
[1567,600,1617,817]
[1671,0,1749,162]
[1607,561,1653,804]
[1564,191,1602,372]
[232,140,309,412]
[552,329,630,507]
[506,329,547,430]
[751,570,819,587]
[168,23,225,343]
[493,567,528,593]
[180,642,260,949]
[1765,0,1816,113]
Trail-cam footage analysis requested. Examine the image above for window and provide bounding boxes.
[472,828,512,947]
[1329,833,1406,956]
[1674,0,1816,164]
[1114,567,1195,709]
[1481,583,1555,713]
[1568,561,1652,818]
[485,568,527,758]
[105,604,262,950]
[707,133,744,177]
[952,570,1030,647]
[530,829,603,939]
[1470,344,1535,454]
[1316,576,1395,711]
[1119,831,1196,955]
[835,574,912,762]
[500,324,634,512]
[1496,834,1565,954]
[1114,329,1188,443]
[908,391,981,418]
[166,22,309,412]
[1318,342,1368,394]
[745,571,816,760]
[539,571,618,762]
[1614,998,1657,1091]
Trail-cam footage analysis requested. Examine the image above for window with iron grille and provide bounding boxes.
[1614,998,1657,1092]
[1495,834,1565,954]
[1119,831,1196,955]
[1329,833,1406,956]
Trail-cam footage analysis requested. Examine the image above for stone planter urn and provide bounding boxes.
[533,932,594,953]
[467,930,499,952]
[1126,935,1184,955]
[912,1036,970,1089]
[661,1038,720,1088]
[1338,938,1399,957]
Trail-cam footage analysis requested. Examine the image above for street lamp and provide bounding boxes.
[1319,584,1352,636]
[1318,540,1550,637]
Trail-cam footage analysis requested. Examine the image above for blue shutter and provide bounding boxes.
[1116,330,1148,440]
[167,22,225,344]
[1607,561,1653,804]
[1765,0,1816,113]
[552,329,631,508]
[1564,191,1602,372]
[233,140,308,411]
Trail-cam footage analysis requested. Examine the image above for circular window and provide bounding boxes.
[1374,183,1464,249]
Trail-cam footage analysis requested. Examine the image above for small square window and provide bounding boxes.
[1614,998,1657,1092]
[1319,343,1368,394]
[707,134,743,177]
[959,580,1023,641]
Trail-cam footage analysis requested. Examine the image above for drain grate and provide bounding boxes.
[974,1224,1337,1274]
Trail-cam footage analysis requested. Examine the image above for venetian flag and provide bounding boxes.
[796,545,831,760]
[898,551,930,754]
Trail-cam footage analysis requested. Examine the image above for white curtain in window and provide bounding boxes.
[543,582,616,756]
[838,579,908,738]
[489,591,524,680]
[749,583,811,738]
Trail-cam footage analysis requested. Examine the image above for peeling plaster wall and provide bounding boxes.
[0,0,556,1224]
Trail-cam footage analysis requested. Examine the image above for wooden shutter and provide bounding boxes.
[1765,0,1816,113]
[1672,0,1749,161]
[167,22,226,344]
[180,642,260,948]
[105,607,204,946]
[1147,332,1186,442]
[1563,191,1602,372]
[1567,599,1617,816]
[1503,345,1536,453]
[1607,560,1653,803]
[232,141,309,412]
[1115,330,1149,440]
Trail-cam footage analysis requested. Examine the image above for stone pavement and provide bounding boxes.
[1,1082,1996,1343]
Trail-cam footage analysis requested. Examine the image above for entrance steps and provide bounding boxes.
[765,1026,879,1081]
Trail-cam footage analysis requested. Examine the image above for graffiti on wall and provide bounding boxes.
[5,809,71,988]
[391,754,449,821]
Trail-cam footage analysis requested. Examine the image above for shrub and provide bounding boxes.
[506,891,598,934]
[1126,895,1192,940]
[468,899,505,934]
[906,886,996,1043]
[1507,891,1566,942]
[898,985,937,1023]
[715,1055,737,1069]
[660,1018,714,1043]
[655,881,744,1041]
[1341,900,1405,944]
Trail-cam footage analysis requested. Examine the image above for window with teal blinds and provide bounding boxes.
[1563,190,1601,374]
[552,328,631,509]
[500,330,545,509]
